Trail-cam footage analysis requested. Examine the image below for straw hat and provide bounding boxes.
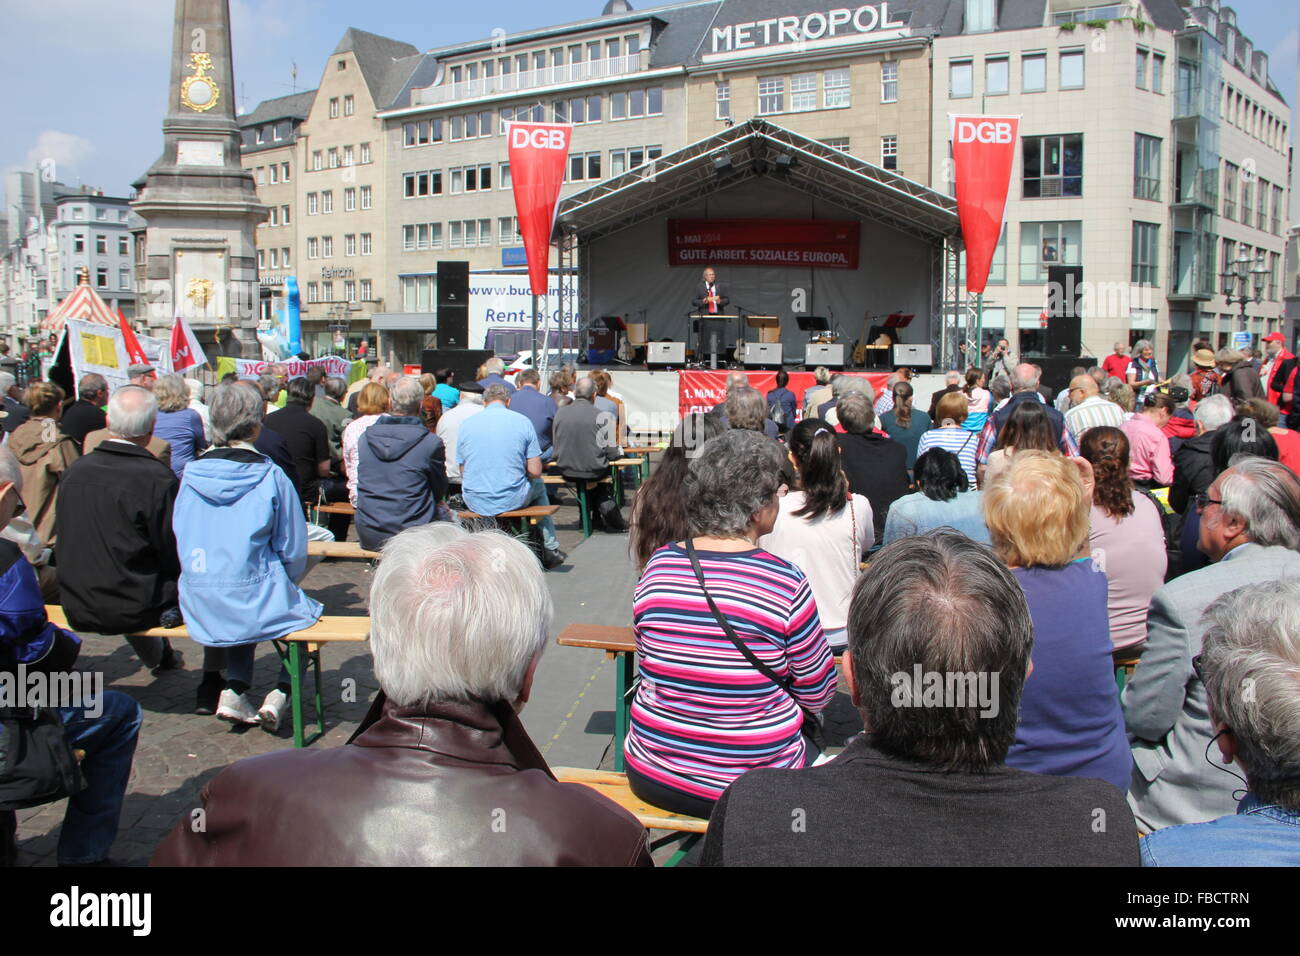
[1192,349,1216,369]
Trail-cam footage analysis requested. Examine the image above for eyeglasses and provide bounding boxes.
[1194,493,1223,513]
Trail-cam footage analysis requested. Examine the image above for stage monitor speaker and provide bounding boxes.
[804,343,844,368]
[437,261,470,348]
[743,343,782,367]
[646,342,685,367]
[1036,354,1096,398]
[421,348,494,384]
[1046,265,1083,356]
[893,343,933,370]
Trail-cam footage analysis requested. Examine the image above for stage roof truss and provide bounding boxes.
[557,119,959,245]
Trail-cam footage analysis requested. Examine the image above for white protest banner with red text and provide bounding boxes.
[507,122,572,296]
[949,115,1019,294]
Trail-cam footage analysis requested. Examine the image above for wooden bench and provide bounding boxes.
[45,606,369,748]
[315,501,356,516]
[307,540,380,560]
[620,448,657,482]
[554,767,707,863]
[607,457,645,507]
[558,623,636,771]
[1114,649,1142,695]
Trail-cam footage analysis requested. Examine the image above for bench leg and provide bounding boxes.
[614,650,634,772]
[611,466,623,508]
[277,640,325,749]
[652,831,702,867]
[640,457,650,483]
[576,484,591,538]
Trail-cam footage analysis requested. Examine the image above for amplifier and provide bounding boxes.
[743,343,783,367]
[893,343,933,370]
[646,341,685,367]
[804,343,844,368]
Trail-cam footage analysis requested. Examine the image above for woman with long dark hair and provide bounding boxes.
[628,413,725,571]
[979,399,1059,488]
[759,418,872,651]
[883,447,988,544]
[879,380,931,471]
[963,367,991,433]
[1080,427,1166,652]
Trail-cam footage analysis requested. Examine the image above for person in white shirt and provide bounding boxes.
[435,382,486,485]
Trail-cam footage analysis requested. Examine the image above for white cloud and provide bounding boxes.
[24,130,94,176]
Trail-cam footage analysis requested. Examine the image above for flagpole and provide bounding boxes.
[975,292,983,372]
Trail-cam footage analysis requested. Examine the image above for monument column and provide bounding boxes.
[131,0,266,360]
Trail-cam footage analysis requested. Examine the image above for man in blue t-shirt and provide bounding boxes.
[457,384,563,568]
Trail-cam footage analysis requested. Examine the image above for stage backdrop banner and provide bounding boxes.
[949,115,1020,295]
[679,370,889,418]
[667,218,860,270]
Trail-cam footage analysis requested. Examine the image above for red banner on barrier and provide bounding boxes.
[949,114,1019,295]
[668,218,860,270]
[679,370,889,419]
[508,122,573,296]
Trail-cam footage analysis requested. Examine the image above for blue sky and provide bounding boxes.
[0,0,1295,200]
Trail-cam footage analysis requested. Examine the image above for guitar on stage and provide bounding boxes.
[852,311,872,367]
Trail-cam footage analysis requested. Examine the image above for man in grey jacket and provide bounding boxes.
[552,377,624,532]
[1124,457,1300,832]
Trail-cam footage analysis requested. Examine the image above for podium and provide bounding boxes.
[689,312,744,370]
[745,314,780,344]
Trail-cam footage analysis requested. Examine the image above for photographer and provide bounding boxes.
[988,338,1013,380]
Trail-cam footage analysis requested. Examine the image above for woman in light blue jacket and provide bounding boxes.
[882,447,990,545]
[173,382,322,729]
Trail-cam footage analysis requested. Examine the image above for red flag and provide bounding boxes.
[949,115,1020,294]
[117,308,148,366]
[169,315,206,373]
[507,122,572,296]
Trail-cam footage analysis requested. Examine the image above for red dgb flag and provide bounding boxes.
[169,314,206,373]
[949,115,1020,295]
[117,308,148,366]
[507,122,572,296]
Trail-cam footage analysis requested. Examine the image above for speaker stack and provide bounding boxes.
[436,261,470,349]
[646,342,685,367]
[743,343,782,368]
[1045,265,1083,357]
[804,343,844,369]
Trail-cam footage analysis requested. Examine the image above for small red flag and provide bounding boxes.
[118,308,148,366]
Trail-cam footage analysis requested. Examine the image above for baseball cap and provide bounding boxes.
[1262,332,1284,343]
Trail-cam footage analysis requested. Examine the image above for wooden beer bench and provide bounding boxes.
[553,766,708,865]
[307,540,380,560]
[557,623,636,771]
[456,504,560,537]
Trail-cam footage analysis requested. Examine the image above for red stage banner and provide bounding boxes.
[679,370,889,419]
[667,218,860,270]
[949,115,1019,295]
[507,122,573,295]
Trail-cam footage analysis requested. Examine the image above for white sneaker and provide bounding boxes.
[216,689,260,725]
[257,689,290,732]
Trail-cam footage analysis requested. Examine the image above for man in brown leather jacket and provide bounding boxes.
[152,523,652,867]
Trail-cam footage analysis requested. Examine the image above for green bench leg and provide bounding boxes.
[614,649,634,772]
[277,639,325,748]
[576,483,591,537]
[651,831,702,867]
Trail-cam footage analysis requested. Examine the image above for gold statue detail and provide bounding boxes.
[186,278,214,310]
[180,52,220,113]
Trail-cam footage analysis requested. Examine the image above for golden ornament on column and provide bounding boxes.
[180,52,221,112]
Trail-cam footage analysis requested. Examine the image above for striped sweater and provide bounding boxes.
[625,543,836,802]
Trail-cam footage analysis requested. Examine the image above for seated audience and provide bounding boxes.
[1168,394,1234,514]
[817,374,874,427]
[431,367,459,411]
[759,419,873,652]
[0,445,144,866]
[264,377,331,511]
[700,530,1137,866]
[1235,397,1300,475]
[552,377,625,535]
[355,376,449,552]
[55,385,185,675]
[477,356,516,396]
[978,399,1060,489]
[173,383,323,730]
[434,382,484,492]
[766,369,797,434]
[1140,580,1300,866]
[309,376,354,540]
[962,367,991,433]
[151,523,652,866]
[926,369,962,420]
[416,374,443,433]
[8,382,79,549]
[342,382,391,506]
[59,373,108,446]
[1079,427,1166,653]
[916,391,979,488]
[548,370,572,408]
[626,430,836,819]
[983,451,1130,792]
[835,392,908,540]
[509,368,558,460]
[883,448,989,545]
[1124,458,1300,832]
[458,384,563,568]
[629,413,725,571]
[803,366,833,418]
[0,371,29,435]
[152,374,209,479]
[718,382,779,440]
[1063,373,1124,442]
[988,373,1012,412]
[1121,393,1176,488]
[879,380,931,471]
[976,364,1076,470]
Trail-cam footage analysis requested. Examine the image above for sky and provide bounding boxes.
[0,0,1295,202]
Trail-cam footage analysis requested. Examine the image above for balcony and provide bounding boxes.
[413,53,647,108]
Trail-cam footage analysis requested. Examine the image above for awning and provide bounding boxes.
[41,271,120,332]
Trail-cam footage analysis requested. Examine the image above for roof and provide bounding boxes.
[238,90,316,127]
[557,118,959,243]
[334,28,420,107]
[41,274,119,332]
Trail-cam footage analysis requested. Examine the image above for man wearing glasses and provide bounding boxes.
[1123,458,1300,834]
[1063,373,1123,443]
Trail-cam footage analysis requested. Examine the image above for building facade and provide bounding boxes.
[52,191,142,319]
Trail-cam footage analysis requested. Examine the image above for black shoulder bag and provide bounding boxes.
[684,540,826,757]
[0,644,86,811]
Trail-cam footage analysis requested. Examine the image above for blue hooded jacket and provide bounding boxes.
[172,449,322,646]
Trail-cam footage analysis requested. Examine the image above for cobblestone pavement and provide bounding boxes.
[11,483,606,867]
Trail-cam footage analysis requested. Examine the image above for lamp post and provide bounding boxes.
[328,303,350,357]
[1219,248,1269,333]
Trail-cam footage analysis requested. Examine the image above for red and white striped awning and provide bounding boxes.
[41,271,119,332]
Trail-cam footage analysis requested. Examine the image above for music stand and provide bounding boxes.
[795,316,832,333]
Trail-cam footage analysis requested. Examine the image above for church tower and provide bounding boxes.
[132,0,266,359]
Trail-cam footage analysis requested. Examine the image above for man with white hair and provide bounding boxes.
[927,369,963,421]
[55,385,185,674]
[151,524,652,866]
[1168,393,1233,516]
[435,380,485,491]
[0,370,28,436]
[60,373,109,445]
[1125,458,1300,832]
[975,363,1076,467]
[1140,579,1300,866]
[477,355,516,396]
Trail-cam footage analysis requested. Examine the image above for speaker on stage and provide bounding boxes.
[804,343,844,368]
[893,343,932,371]
[1046,265,1083,357]
[421,348,494,383]
[1036,354,1096,397]
[743,343,782,368]
[646,342,685,367]
[437,261,470,348]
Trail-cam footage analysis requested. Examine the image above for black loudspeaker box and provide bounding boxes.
[1045,265,1083,356]
[421,349,494,384]
[437,261,470,348]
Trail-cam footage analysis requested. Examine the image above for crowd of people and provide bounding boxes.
[3,336,1299,868]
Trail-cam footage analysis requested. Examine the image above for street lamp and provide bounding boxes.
[328,303,350,356]
[1219,248,1269,332]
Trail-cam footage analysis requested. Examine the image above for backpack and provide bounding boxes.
[767,393,788,428]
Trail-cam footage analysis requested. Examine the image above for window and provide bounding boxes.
[403,225,416,251]
[451,115,463,140]
[360,143,371,164]
[450,164,492,192]
[312,151,323,171]
[587,95,601,122]
[281,162,290,181]
[610,92,626,119]
[987,225,1007,285]
[1222,162,1237,220]
[96,235,107,254]
[498,217,521,244]
[949,60,973,98]
[269,249,278,269]
[269,207,278,227]
[822,138,851,153]
[1272,184,1283,234]
[1060,50,1084,89]
[257,250,265,269]
[322,281,333,302]
[361,233,372,256]
[73,235,84,253]
[401,276,434,312]
[322,190,334,213]
[344,188,356,212]
[1132,222,1160,285]
[255,127,265,145]
[450,221,463,248]
[791,73,817,112]
[985,57,1009,96]
[965,0,995,33]
[307,192,318,215]
[118,236,129,255]
[344,95,354,116]
[360,186,372,210]
[345,234,356,257]
[758,76,785,114]
[256,167,266,185]
[1134,134,1161,200]
[567,152,602,182]
[343,146,354,167]
[269,164,278,184]
[307,282,319,303]
[881,136,898,170]
[1136,48,1148,89]
[1023,135,1083,198]
[307,237,318,259]
[345,281,356,303]
[322,236,333,258]
[881,61,898,102]
[629,90,645,118]
[403,170,442,198]
[119,268,131,289]
[1019,221,1081,282]
[360,279,372,301]
[1022,53,1046,92]
[1241,178,1254,228]
[96,267,107,288]
[647,87,662,115]
[328,148,339,168]
[282,248,291,269]
[715,81,731,120]
[329,97,339,119]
